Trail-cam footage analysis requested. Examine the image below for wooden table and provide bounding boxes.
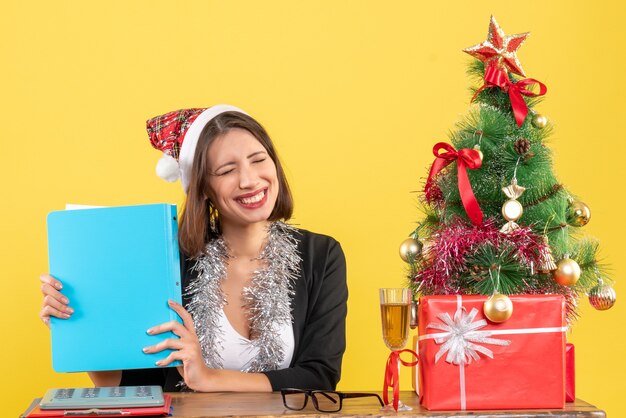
[168,392,606,417]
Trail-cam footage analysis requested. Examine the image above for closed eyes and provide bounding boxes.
[213,154,268,176]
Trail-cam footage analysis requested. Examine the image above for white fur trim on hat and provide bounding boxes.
[178,104,248,193]
[156,154,181,182]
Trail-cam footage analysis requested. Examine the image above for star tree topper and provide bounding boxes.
[463,16,529,77]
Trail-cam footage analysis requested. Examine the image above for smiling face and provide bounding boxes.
[178,111,293,257]
[206,127,280,228]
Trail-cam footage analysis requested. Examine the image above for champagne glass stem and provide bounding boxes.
[379,288,413,411]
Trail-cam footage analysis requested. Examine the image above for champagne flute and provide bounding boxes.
[379,288,412,411]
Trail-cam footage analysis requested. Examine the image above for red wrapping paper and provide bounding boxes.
[566,343,575,402]
[416,295,566,410]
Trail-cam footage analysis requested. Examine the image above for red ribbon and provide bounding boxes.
[383,349,419,411]
[425,142,483,225]
[472,63,547,127]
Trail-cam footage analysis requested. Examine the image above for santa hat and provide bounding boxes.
[146,104,248,193]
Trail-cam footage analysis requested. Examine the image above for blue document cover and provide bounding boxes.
[47,204,183,372]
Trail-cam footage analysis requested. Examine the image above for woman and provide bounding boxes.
[39,105,348,392]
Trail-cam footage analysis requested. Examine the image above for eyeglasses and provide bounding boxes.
[280,388,384,412]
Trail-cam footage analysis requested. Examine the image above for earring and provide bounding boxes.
[208,203,219,234]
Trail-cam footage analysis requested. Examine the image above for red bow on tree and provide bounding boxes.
[473,62,547,127]
[425,143,484,226]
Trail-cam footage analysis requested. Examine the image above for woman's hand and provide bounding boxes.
[39,274,73,327]
[143,300,213,391]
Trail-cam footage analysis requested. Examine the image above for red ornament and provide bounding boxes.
[464,16,529,77]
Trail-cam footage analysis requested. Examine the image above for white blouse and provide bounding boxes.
[217,308,294,371]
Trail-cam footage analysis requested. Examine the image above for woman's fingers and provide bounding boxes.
[167,300,197,335]
[40,305,70,325]
[142,302,202,369]
[143,338,185,354]
[42,294,73,313]
[155,351,183,367]
[40,274,63,292]
[40,277,69,306]
[147,320,190,338]
[39,274,72,325]
[148,301,197,337]
[145,304,203,368]
[40,282,69,303]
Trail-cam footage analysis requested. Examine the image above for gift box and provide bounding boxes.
[415,294,566,410]
[566,343,575,402]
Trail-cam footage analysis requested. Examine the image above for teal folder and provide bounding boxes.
[47,204,183,372]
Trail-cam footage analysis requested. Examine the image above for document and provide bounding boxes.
[47,204,183,372]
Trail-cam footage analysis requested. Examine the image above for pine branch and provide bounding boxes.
[459,243,530,294]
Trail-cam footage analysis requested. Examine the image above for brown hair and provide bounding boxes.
[179,111,293,257]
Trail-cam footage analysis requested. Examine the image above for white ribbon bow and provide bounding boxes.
[427,307,511,365]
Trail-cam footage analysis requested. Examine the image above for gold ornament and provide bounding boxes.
[483,293,514,323]
[502,200,524,221]
[567,200,591,227]
[537,235,557,273]
[531,113,548,129]
[554,256,581,286]
[399,237,422,263]
[500,178,526,233]
[588,279,616,310]
[420,238,435,262]
[473,144,484,163]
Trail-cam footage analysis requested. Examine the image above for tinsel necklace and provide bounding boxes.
[185,221,301,372]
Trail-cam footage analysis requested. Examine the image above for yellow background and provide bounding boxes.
[2,1,624,416]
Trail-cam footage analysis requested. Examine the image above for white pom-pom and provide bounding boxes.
[156,154,181,182]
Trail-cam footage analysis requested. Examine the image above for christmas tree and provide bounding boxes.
[403,16,616,322]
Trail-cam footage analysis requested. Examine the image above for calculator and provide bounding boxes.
[39,386,165,409]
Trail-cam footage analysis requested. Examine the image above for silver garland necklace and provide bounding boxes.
[185,221,301,372]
